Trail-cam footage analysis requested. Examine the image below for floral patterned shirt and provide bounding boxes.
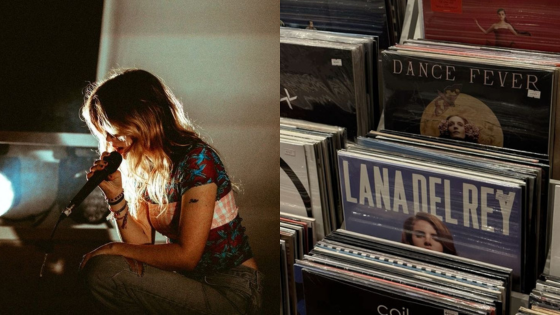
[137,141,253,273]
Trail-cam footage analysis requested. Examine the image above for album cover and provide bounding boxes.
[280,0,393,49]
[280,37,367,140]
[382,49,555,157]
[422,0,560,53]
[280,140,312,218]
[338,149,526,291]
[301,266,493,315]
[280,28,381,130]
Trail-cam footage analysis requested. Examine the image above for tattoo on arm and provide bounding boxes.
[189,199,199,203]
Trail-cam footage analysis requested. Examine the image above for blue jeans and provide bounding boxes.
[81,255,263,315]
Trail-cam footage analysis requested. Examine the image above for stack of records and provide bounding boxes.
[379,40,560,289]
[516,274,560,314]
[280,32,371,140]
[280,0,396,49]
[422,0,560,53]
[295,229,512,315]
[280,117,346,239]
[280,27,382,133]
[337,134,547,293]
[281,212,315,315]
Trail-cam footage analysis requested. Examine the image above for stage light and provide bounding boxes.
[0,157,21,218]
[0,172,14,216]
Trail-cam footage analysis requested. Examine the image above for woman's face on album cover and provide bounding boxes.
[411,220,443,252]
[498,10,506,21]
[447,116,466,140]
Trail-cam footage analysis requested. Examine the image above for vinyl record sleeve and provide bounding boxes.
[280,37,367,140]
[302,253,502,313]
[281,217,311,253]
[281,224,305,259]
[311,241,505,298]
[338,149,525,290]
[282,127,342,232]
[301,267,490,315]
[280,240,290,315]
[329,228,513,314]
[548,182,560,277]
[281,140,312,219]
[280,229,298,315]
[281,130,335,236]
[422,0,560,53]
[281,212,317,246]
[280,28,380,130]
[382,49,555,157]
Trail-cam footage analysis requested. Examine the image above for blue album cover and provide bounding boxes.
[338,150,524,286]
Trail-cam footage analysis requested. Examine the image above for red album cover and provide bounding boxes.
[423,0,560,53]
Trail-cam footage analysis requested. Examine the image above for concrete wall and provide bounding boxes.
[97,0,279,311]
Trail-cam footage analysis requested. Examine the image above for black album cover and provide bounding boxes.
[382,50,554,157]
[301,268,480,315]
[280,38,366,140]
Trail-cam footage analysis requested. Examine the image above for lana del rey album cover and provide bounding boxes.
[337,149,525,290]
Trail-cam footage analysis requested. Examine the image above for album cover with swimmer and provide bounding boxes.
[382,50,554,157]
[422,0,560,53]
[337,150,525,289]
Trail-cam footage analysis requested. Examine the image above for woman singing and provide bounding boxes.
[79,69,262,314]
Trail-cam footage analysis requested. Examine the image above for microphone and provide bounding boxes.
[60,151,123,219]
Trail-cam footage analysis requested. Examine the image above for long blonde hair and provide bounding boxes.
[81,68,204,213]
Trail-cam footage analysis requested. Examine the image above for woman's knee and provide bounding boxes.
[81,255,126,292]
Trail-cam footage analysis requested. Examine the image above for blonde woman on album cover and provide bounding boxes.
[474,8,531,48]
[78,69,262,314]
[401,212,458,255]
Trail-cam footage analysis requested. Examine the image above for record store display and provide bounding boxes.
[278,1,560,313]
[422,0,560,53]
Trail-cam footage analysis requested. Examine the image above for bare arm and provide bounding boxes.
[114,200,154,245]
[507,23,519,35]
[81,183,217,271]
[475,19,494,34]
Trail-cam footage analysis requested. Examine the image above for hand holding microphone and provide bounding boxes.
[61,151,122,218]
[87,151,124,200]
